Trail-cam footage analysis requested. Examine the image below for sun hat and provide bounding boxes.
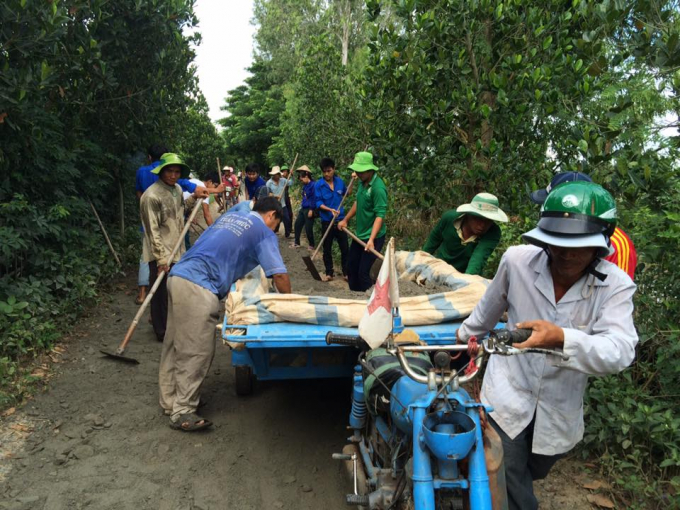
[523,181,617,257]
[296,165,312,172]
[348,152,379,173]
[152,153,191,179]
[530,172,592,204]
[456,193,508,223]
[269,166,282,175]
[281,165,289,171]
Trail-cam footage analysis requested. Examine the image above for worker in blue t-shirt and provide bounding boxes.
[160,197,291,432]
[244,162,266,200]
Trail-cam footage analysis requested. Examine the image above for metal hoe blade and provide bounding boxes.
[99,349,140,364]
[302,255,322,281]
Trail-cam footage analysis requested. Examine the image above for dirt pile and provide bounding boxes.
[279,237,453,299]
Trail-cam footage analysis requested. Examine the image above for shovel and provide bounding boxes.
[101,199,204,364]
[302,176,357,280]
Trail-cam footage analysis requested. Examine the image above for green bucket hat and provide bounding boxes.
[151,153,191,179]
[348,151,379,173]
[456,193,508,223]
[281,165,290,171]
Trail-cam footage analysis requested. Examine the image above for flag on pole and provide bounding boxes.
[359,238,400,349]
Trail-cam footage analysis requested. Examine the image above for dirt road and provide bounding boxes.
[0,235,599,510]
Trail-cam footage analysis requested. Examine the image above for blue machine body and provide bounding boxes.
[222,319,465,381]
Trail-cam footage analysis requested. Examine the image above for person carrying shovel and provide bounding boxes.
[140,153,207,343]
[337,151,388,292]
[161,196,291,431]
[313,157,349,281]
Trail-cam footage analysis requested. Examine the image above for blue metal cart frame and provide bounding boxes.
[221,318,464,395]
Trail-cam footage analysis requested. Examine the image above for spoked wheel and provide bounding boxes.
[234,365,253,396]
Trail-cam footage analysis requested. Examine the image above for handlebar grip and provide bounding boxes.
[325,332,366,348]
[490,328,533,345]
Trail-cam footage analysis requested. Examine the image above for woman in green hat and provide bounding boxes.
[423,192,508,276]
[337,151,388,291]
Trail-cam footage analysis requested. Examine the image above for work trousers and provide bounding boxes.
[149,261,173,343]
[294,208,316,247]
[321,221,349,277]
[489,416,564,510]
[347,235,385,292]
[275,206,292,237]
[138,231,149,287]
[159,276,220,420]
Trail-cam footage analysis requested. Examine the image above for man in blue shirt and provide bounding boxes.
[160,197,291,431]
[244,162,266,200]
[314,157,349,281]
[291,166,316,250]
[134,145,211,305]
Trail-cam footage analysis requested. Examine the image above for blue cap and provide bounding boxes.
[530,171,593,204]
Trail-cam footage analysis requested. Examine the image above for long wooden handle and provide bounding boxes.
[276,153,299,200]
[310,175,357,261]
[116,200,203,354]
[344,228,385,260]
[216,157,228,208]
[89,200,122,267]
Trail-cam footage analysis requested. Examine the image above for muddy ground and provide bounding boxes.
[0,231,602,510]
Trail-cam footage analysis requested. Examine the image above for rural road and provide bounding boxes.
[0,237,596,510]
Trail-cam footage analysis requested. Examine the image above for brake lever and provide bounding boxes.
[482,338,570,361]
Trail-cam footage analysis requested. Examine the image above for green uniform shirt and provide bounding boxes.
[355,173,388,240]
[422,210,501,275]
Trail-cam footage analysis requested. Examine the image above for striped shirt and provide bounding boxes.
[605,227,637,280]
[458,245,638,455]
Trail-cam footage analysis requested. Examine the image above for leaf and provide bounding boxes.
[582,479,609,490]
[578,139,589,153]
[2,407,16,417]
[543,36,553,50]
[586,494,615,508]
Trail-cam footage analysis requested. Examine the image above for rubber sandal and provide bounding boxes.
[169,412,212,432]
[289,243,301,249]
[135,296,145,305]
[163,399,207,416]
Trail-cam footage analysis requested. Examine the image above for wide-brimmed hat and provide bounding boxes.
[269,166,282,175]
[296,164,312,173]
[281,165,289,171]
[456,193,508,223]
[522,228,614,257]
[530,172,592,204]
[222,165,233,173]
[348,152,379,173]
[152,153,190,179]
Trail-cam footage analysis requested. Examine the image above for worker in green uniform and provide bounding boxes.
[423,193,508,275]
[337,151,388,291]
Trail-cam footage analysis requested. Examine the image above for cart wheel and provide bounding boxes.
[234,366,254,396]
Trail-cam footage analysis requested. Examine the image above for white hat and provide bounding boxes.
[456,193,508,223]
[222,165,231,172]
[269,166,282,175]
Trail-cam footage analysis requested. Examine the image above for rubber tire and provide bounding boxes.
[234,366,254,396]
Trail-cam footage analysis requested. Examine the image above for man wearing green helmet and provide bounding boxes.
[457,181,638,510]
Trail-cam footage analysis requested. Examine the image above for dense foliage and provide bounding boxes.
[0,0,224,404]
[219,0,680,506]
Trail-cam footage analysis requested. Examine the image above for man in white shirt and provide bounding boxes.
[457,181,638,510]
[266,166,291,237]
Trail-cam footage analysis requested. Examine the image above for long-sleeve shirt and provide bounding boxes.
[423,210,501,275]
[140,180,193,265]
[300,180,316,209]
[244,176,266,200]
[458,245,638,456]
[315,176,347,222]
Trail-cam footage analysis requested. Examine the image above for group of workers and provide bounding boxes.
[135,146,638,510]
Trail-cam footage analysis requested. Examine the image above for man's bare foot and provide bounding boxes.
[322,275,334,282]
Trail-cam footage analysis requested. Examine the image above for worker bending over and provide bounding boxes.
[423,193,508,275]
[160,197,291,431]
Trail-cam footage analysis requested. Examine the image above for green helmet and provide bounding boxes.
[539,181,617,237]
[522,181,617,257]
